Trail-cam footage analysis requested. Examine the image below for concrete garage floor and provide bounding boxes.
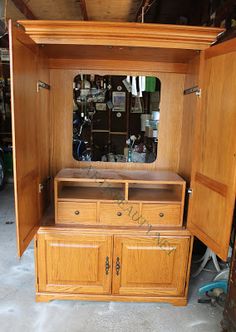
[0,184,223,332]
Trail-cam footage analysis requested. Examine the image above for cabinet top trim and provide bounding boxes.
[55,168,185,184]
[17,20,224,50]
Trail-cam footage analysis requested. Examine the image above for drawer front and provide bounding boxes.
[141,204,182,226]
[57,202,97,224]
[99,203,140,226]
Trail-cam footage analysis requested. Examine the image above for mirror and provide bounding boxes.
[73,74,161,163]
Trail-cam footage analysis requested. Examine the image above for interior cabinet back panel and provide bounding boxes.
[49,70,185,175]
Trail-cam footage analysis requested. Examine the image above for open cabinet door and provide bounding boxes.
[9,21,42,256]
[187,39,236,261]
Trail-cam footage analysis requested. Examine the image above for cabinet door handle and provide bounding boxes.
[117,212,122,217]
[159,212,164,218]
[74,210,80,215]
[116,257,121,275]
[105,256,110,275]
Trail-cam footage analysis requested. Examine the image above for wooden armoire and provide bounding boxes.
[9,20,236,305]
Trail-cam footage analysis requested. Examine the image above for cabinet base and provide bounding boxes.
[36,292,187,306]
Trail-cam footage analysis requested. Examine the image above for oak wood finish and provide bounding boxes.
[35,227,192,305]
[9,21,51,256]
[18,20,223,50]
[157,73,185,170]
[50,70,185,175]
[37,232,113,295]
[9,21,41,256]
[49,59,188,75]
[128,188,182,202]
[9,19,236,305]
[57,202,97,224]
[38,225,192,237]
[36,293,187,305]
[205,37,236,59]
[178,54,201,183]
[54,168,186,228]
[141,204,182,226]
[55,168,186,183]
[58,186,125,202]
[44,45,197,64]
[112,235,190,296]
[45,45,194,74]
[195,172,228,197]
[99,203,140,225]
[37,48,51,216]
[188,45,236,261]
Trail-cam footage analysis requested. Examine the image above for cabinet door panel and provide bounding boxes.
[9,21,40,256]
[188,42,236,261]
[9,21,50,256]
[37,232,113,294]
[112,235,191,296]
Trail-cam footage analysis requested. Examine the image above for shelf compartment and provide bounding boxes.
[57,181,125,201]
[128,183,183,203]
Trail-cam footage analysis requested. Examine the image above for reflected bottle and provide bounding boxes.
[127,149,132,162]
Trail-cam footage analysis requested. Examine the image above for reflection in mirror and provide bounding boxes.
[73,74,161,163]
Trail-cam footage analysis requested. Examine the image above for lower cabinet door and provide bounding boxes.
[36,232,113,294]
[112,235,191,297]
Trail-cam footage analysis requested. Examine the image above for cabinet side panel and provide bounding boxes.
[37,49,51,215]
[157,73,185,170]
[178,54,200,183]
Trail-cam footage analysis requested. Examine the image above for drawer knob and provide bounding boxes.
[159,212,164,218]
[74,210,80,215]
[117,211,122,217]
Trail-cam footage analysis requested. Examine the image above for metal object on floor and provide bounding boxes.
[198,267,229,307]
[198,279,228,307]
[193,247,221,278]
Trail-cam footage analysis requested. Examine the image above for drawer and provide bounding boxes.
[57,202,97,224]
[99,203,140,226]
[141,204,182,226]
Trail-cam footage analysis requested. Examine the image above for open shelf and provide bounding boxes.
[128,183,183,203]
[58,182,125,201]
[128,188,180,202]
